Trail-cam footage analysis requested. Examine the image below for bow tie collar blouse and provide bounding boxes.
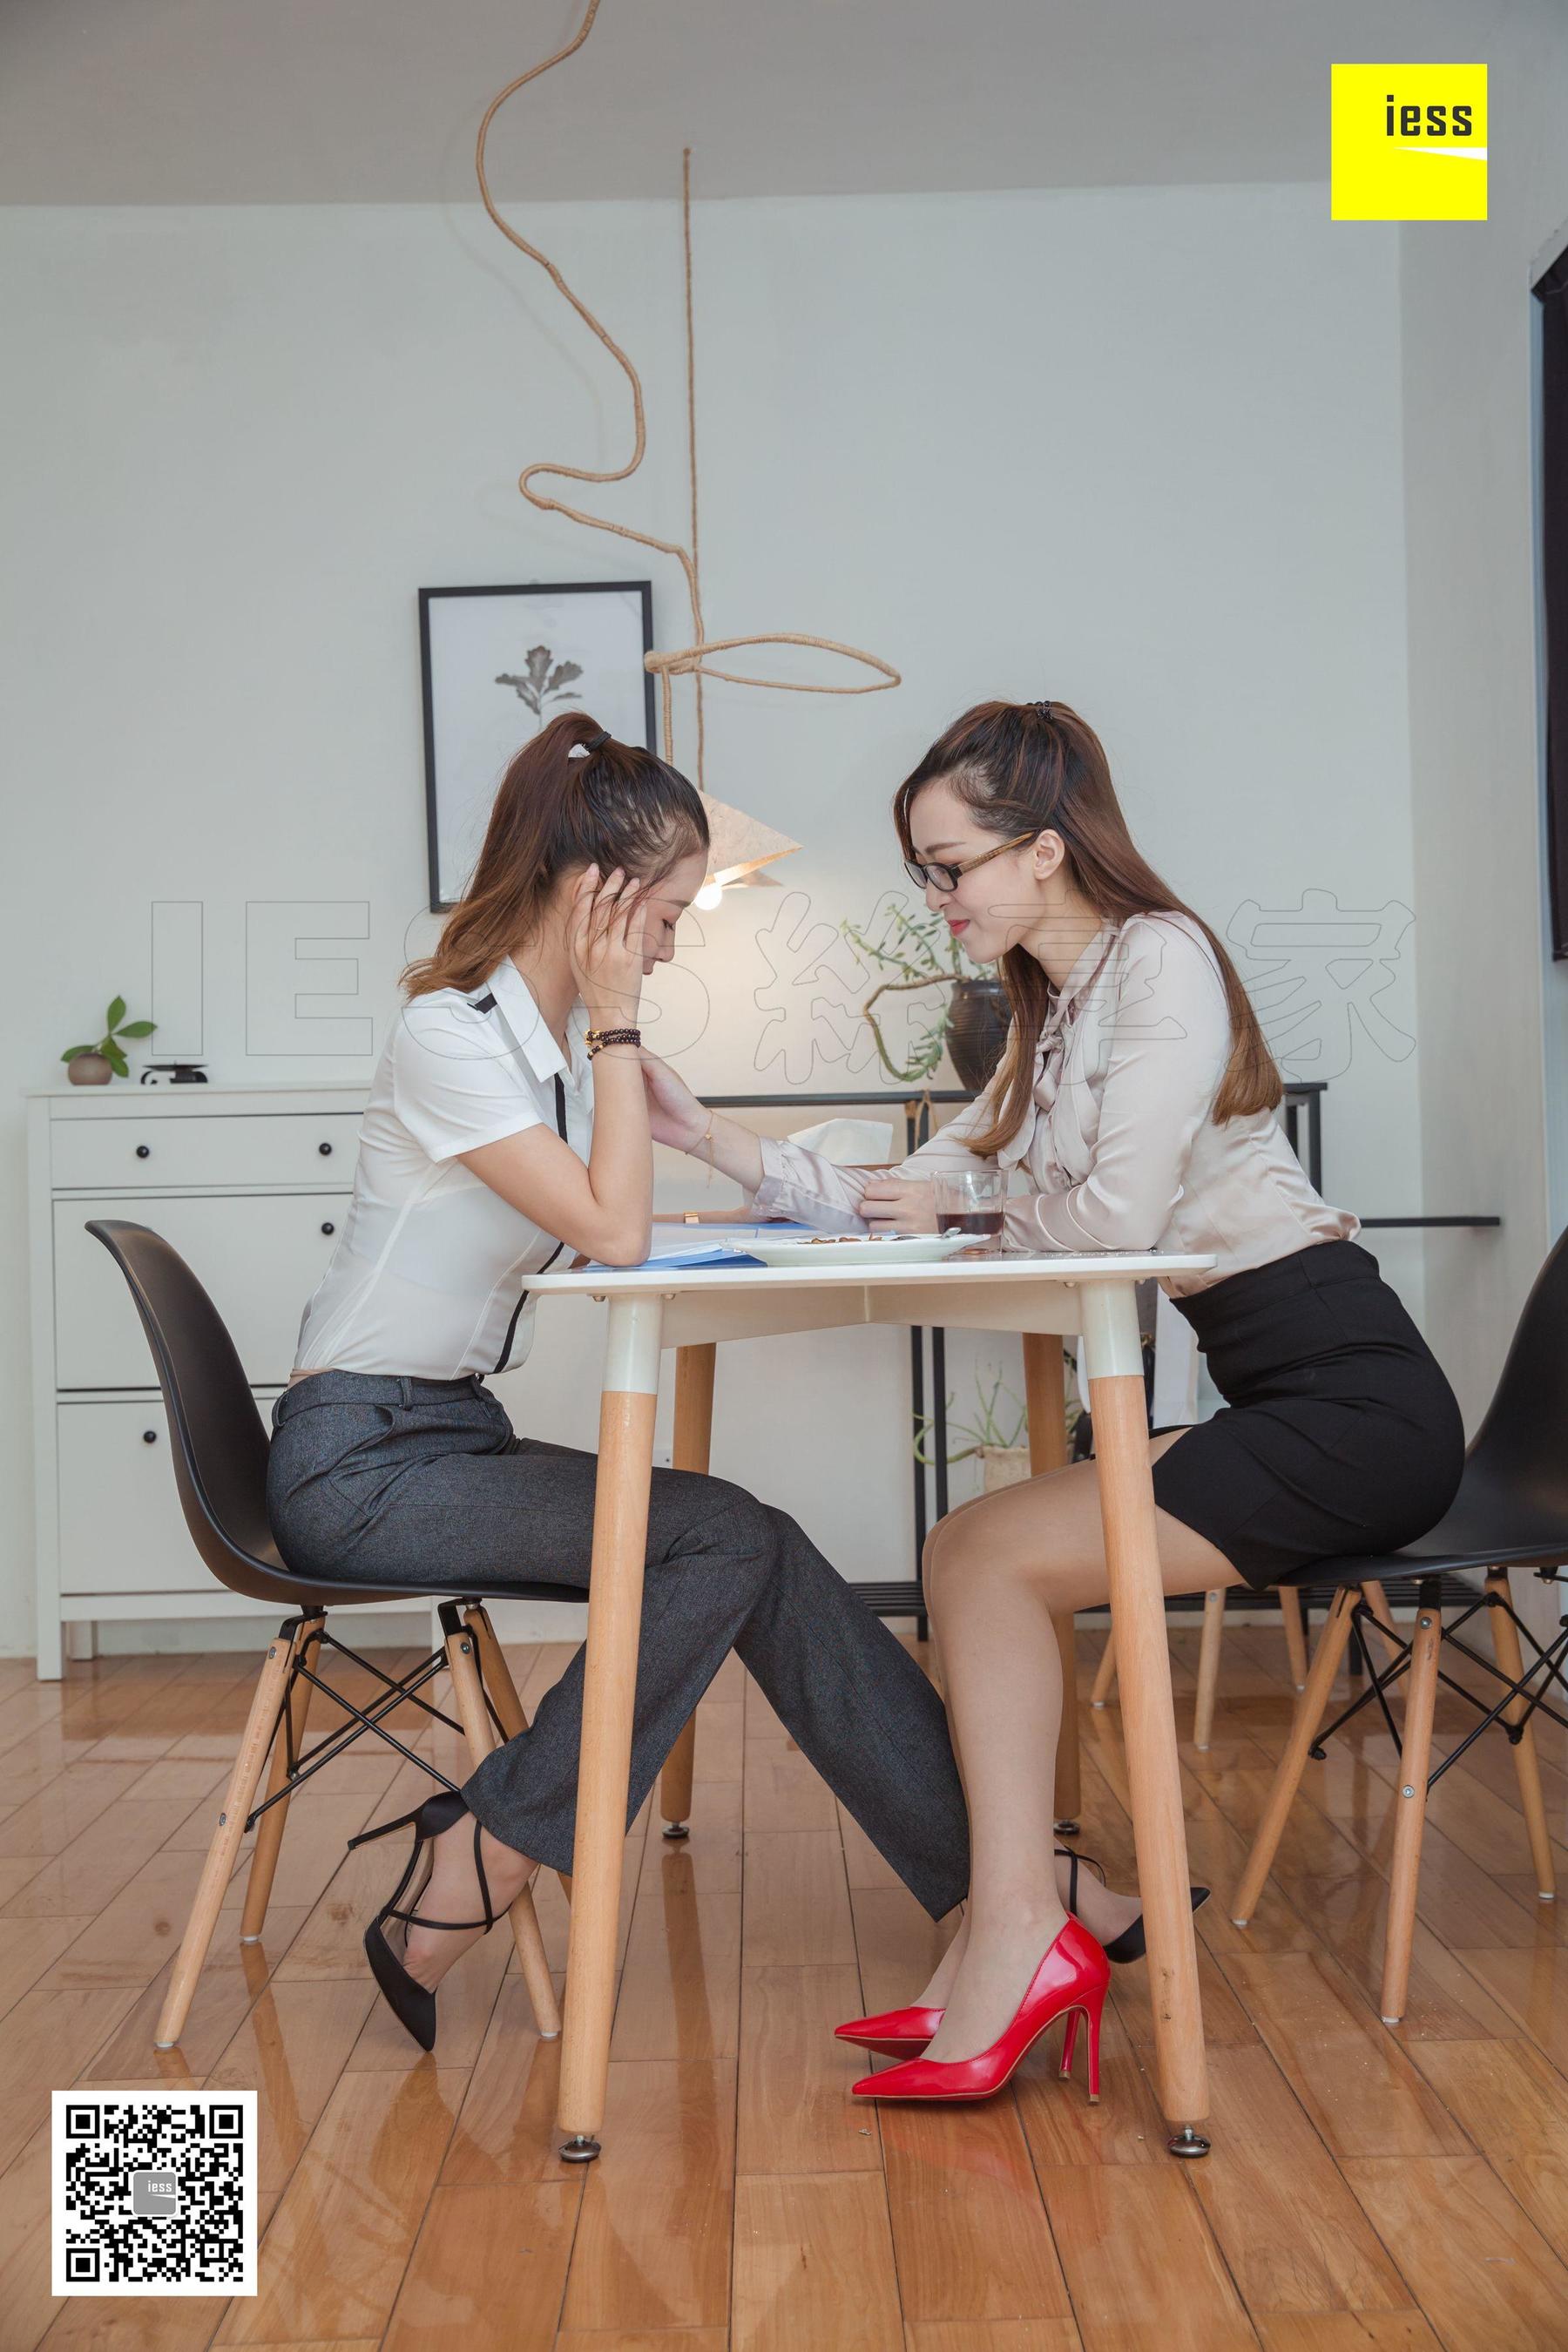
[742,910,1358,1298]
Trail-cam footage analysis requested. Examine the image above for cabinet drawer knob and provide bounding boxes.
[318,1141,334,1156]
[135,1144,151,1159]
[142,1429,159,1444]
[321,1220,335,1236]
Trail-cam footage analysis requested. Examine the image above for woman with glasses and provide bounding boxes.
[642,697,1463,2106]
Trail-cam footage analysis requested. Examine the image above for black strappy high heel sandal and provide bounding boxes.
[1057,1842,1211,1966]
[346,1788,498,2051]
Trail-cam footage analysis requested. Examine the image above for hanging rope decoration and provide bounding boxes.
[474,0,901,784]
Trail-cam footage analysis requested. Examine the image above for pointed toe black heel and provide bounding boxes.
[1101,1884,1212,1966]
[1058,1842,1211,1967]
[346,1787,499,2051]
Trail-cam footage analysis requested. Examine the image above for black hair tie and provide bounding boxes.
[1031,700,1055,720]
[584,727,611,752]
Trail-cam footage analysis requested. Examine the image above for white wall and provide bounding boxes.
[1,181,1423,1657]
[1398,16,1568,1433]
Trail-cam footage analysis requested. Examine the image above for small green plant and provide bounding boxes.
[61,996,156,1078]
[915,1361,1084,1467]
[841,902,966,1083]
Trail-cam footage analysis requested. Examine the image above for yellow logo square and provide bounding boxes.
[1331,64,1487,220]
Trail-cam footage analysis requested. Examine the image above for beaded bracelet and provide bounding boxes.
[585,1025,643,1059]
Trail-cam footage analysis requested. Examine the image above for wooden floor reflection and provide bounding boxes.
[3,1618,1567,2348]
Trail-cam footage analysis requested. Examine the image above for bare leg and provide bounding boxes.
[400,1817,542,1990]
[915,1430,1241,2062]
[917,1503,1149,2005]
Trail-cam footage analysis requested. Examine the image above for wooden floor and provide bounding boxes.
[2,1614,1567,2349]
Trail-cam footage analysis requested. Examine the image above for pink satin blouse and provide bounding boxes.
[740,910,1359,1299]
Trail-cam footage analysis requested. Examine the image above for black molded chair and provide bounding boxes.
[86,1217,588,2051]
[1232,1225,1568,2022]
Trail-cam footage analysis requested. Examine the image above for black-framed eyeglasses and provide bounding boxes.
[902,829,1039,896]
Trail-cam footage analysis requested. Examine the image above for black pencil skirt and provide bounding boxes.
[1148,1238,1465,1591]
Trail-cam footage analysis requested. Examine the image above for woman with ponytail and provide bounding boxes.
[267,711,971,2051]
[642,698,1464,2105]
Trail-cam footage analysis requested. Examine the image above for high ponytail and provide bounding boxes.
[402,711,708,1001]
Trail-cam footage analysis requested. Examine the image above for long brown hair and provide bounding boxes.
[894,700,1281,1155]
[402,709,709,1001]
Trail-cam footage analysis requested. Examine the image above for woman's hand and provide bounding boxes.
[639,1048,710,1151]
[859,1176,943,1234]
[565,864,647,1024]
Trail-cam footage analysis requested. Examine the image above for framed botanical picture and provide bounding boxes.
[420,580,657,910]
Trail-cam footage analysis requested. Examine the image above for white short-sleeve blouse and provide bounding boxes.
[290,956,595,1379]
[742,910,1358,1298]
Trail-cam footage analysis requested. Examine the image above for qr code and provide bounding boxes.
[52,2092,257,2297]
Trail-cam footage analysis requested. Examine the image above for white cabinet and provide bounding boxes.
[25,1084,377,1678]
[52,1193,352,1388]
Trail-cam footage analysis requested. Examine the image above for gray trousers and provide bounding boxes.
[265,1370,970,1919]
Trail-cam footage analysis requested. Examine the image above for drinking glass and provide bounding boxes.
[935,1167,1006,1253]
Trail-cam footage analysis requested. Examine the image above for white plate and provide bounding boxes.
[741,1233,978,1269]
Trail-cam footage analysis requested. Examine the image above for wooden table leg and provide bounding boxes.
[1023,1335,1079,1832]
[1078,1281,1210,2156]
[659,1341,716,1841]
[558,1291,666,2163]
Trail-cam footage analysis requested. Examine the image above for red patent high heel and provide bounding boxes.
[832,2004,944,2059]
[834,1848,1106,2057]
[851,1915,1109,2105]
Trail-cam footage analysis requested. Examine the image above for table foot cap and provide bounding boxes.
[560,2135,602,2164]
[1167,2127,1211,2160]
[1053,1818,1081,1837]
[662,1822,691,1841]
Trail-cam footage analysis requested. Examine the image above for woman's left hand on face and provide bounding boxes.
[860,1177,942,1234]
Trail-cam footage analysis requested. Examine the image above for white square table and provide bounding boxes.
[526,1245,1218,2161]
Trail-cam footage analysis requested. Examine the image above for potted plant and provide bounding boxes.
[61,997,157,1085]
[841,904,1011,1090]
[915,1367,1083,1492]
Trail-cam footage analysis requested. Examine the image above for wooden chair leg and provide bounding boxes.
[1485,1568,1557,1903]
[1278,1586,1308,1693]
[659,1341,716,1841]
[1231,1587,1357,1926]
[1380,1585,1443,2024]
[1193,1588,1226,1751]
[240,1613,323,1943]
[466,1605,573,1907]
[448,1613,563,2040]
[1360,1579,1402,1668]
[156,1624,297,2047]
[1091,1626,1118,1708]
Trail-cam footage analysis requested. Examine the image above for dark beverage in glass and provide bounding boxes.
[942,1211,1004,1237]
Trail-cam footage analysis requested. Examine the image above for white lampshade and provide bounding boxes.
[700,793,800,889]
